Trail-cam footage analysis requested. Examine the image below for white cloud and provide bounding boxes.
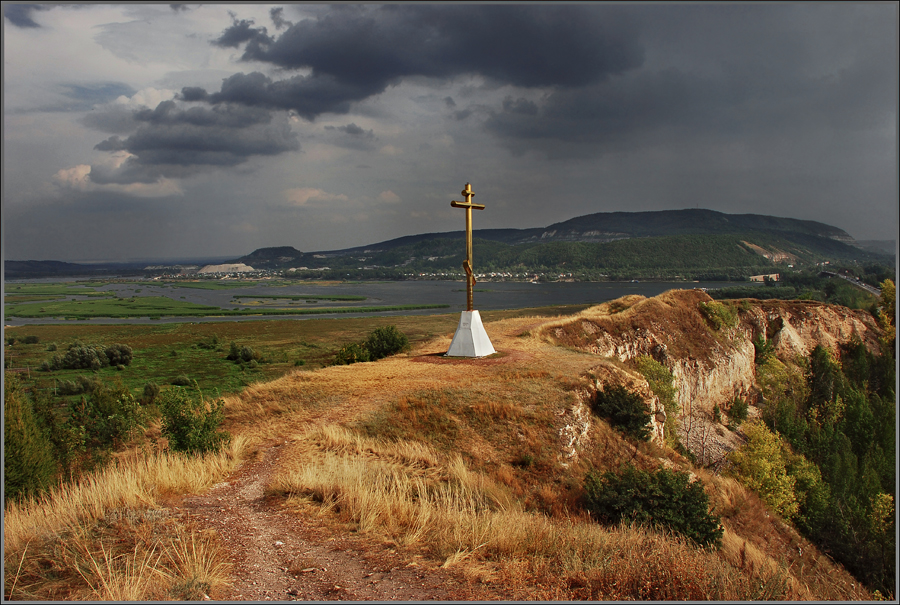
[377,190,401,204]
[284,187,350,207]
[53,155,183,198]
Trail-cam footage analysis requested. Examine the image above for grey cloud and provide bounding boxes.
[323,122,377,151]
[192,71,381,120]
[213,17,268,48]
[4,4,51,28]
[199,5,644,119]
[444,96,456,108]
[270,7,292,30]
[90,102,299,182]
[81,105,139,134]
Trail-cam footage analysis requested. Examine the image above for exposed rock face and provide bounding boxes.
[544,289,883,457]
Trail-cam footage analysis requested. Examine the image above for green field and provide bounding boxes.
[5,296,449,319]
[4,304,592,401]
[232,294,368,301]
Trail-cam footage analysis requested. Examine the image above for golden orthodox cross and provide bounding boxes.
[451,182,485,312]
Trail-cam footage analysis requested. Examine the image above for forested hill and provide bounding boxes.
[235,209,891,279]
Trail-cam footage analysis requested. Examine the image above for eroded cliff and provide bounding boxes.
[542,288,883,461]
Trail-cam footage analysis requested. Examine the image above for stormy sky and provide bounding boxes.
[3,3,897,262]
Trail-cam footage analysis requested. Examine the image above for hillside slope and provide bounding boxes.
[5,294,885,600]
[200,296,879,599]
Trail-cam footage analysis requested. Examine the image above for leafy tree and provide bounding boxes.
[727,420,798,519]
[590,385,651,441]
[877,279,895,349]
[583,465,723,548]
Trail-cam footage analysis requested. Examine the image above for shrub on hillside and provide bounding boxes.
[583,465,723,548]
[332,325,409,365]
[590,385,651,441]
[157,387,230,454]
[333,342,371,365]
[364,325,410,360]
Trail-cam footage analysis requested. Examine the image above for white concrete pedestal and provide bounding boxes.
[445,310,496,357]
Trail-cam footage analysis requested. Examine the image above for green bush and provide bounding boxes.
[23,335,40,344]
[590,385,651,441]
[142,381,161,405]
[364,325,410,360]
[333,342,371,365]
[583,465,723,548]
[157,387,230,454]
[171,374,193,386]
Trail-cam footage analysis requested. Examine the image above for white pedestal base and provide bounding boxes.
[445,310,496,357]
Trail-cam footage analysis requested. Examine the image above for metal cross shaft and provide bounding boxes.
[450,182,485,312]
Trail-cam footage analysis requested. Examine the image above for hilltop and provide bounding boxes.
[5,290,891,600]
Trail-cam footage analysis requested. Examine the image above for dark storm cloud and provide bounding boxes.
[4,4,51,28]
[198,5,644,120]
[212,16,268,48]
[90,102,298,183]
[190,71,379,120]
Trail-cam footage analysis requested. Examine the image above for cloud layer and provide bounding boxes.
[3,3,896,261]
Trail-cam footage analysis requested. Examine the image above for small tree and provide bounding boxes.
[157,387,230,454]
[4,377,57,502]
[726,420,798,519]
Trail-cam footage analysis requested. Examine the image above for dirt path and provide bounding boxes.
[170,317,567,601]
[175,439,506,601]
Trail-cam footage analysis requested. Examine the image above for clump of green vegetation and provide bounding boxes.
[634,356,679,447]
[42,342,133,371]
[157,386,230,454]
[583,465,723,548]
[728,397,749,428]
[333,342,371,365]
[4,377,57,503]
[170,374,193,386]
[698,301,738,330]
[333,325,410,366]
[590,385,651,441]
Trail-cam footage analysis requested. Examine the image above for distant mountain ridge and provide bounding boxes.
[235,208,866,269]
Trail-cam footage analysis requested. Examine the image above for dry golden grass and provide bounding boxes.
[3,436,248,601]
[269,433,800,600]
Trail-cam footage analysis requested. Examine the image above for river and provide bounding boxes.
[4,279,748,326]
